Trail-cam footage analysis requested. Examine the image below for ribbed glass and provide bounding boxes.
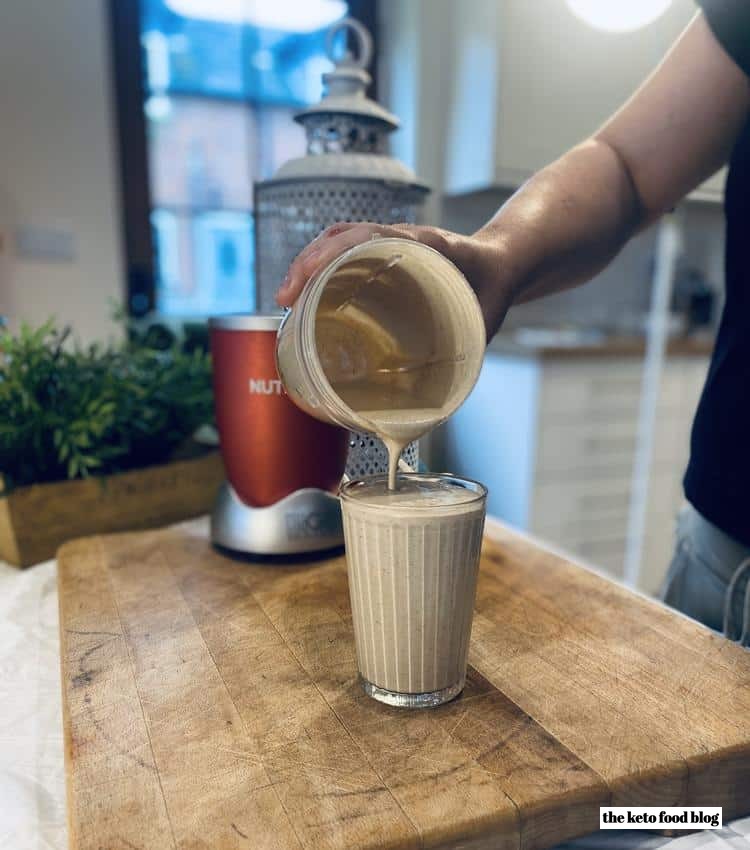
[340,474,486,707]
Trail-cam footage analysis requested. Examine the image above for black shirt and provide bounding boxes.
[685,0,750,544]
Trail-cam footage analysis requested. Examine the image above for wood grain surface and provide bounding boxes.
[58,520,750,850]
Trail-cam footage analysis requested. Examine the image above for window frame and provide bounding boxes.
[108,0,380,318]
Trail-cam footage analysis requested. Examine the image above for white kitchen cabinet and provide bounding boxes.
[443,0,723,202]
[438,348,709,591]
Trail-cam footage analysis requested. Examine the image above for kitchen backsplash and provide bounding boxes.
[439,188,726,336]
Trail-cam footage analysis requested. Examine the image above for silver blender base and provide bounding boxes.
[210,482,344,556]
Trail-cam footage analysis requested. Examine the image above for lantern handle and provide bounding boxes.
[326,17,373,70]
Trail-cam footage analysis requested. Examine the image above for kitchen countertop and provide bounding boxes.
[2,518,749,850]
[488,332,715,359]
[56,517,750,850]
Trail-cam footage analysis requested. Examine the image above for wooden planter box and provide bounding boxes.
[0,451,224,567]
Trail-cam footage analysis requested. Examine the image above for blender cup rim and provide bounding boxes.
[209,313,284,331]
[291,236,487,432]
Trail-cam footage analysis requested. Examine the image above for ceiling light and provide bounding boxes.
[165,0,348,33]
[565,0,672,33]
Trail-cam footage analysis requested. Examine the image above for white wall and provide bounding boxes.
[0,0,124,345]
[378,0,454,225]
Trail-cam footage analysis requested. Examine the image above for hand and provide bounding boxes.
[274,221,514,339]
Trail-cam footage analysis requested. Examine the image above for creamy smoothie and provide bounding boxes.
[339,474,487,707]
[289,241,488,707]
[314,250,484,488]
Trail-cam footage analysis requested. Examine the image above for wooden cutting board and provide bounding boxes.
[58,519,750,850]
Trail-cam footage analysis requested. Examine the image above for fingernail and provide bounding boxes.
[277,273,290,293]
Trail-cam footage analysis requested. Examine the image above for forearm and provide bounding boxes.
[467,138,645,333]
[465,10,750,336]
[278,138,644,337]
[279,13,748,336]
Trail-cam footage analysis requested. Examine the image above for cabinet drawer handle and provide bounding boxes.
[578,538,627,556]
[588,378,641,394]
[578,492,630,511]
[582,437,636,453]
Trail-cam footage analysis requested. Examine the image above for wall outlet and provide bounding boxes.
[15,225,76,262]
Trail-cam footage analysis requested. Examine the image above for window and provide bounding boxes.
[110,0,377,318]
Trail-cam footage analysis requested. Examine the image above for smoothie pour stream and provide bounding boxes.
[276,237,488,709]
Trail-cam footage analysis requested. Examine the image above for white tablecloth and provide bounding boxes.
[1,559,66,850]
[2,543,749,850]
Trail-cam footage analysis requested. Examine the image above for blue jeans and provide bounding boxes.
[660,503,750,646]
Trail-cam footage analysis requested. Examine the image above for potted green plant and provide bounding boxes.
[0,319,223,567]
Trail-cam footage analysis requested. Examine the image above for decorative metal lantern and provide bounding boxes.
[254,17,430,478]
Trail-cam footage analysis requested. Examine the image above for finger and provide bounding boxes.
[275,223,361,306]
[276,222,390,306]
[286,220,416,289]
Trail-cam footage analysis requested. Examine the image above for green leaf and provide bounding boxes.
[0,317,215,486]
